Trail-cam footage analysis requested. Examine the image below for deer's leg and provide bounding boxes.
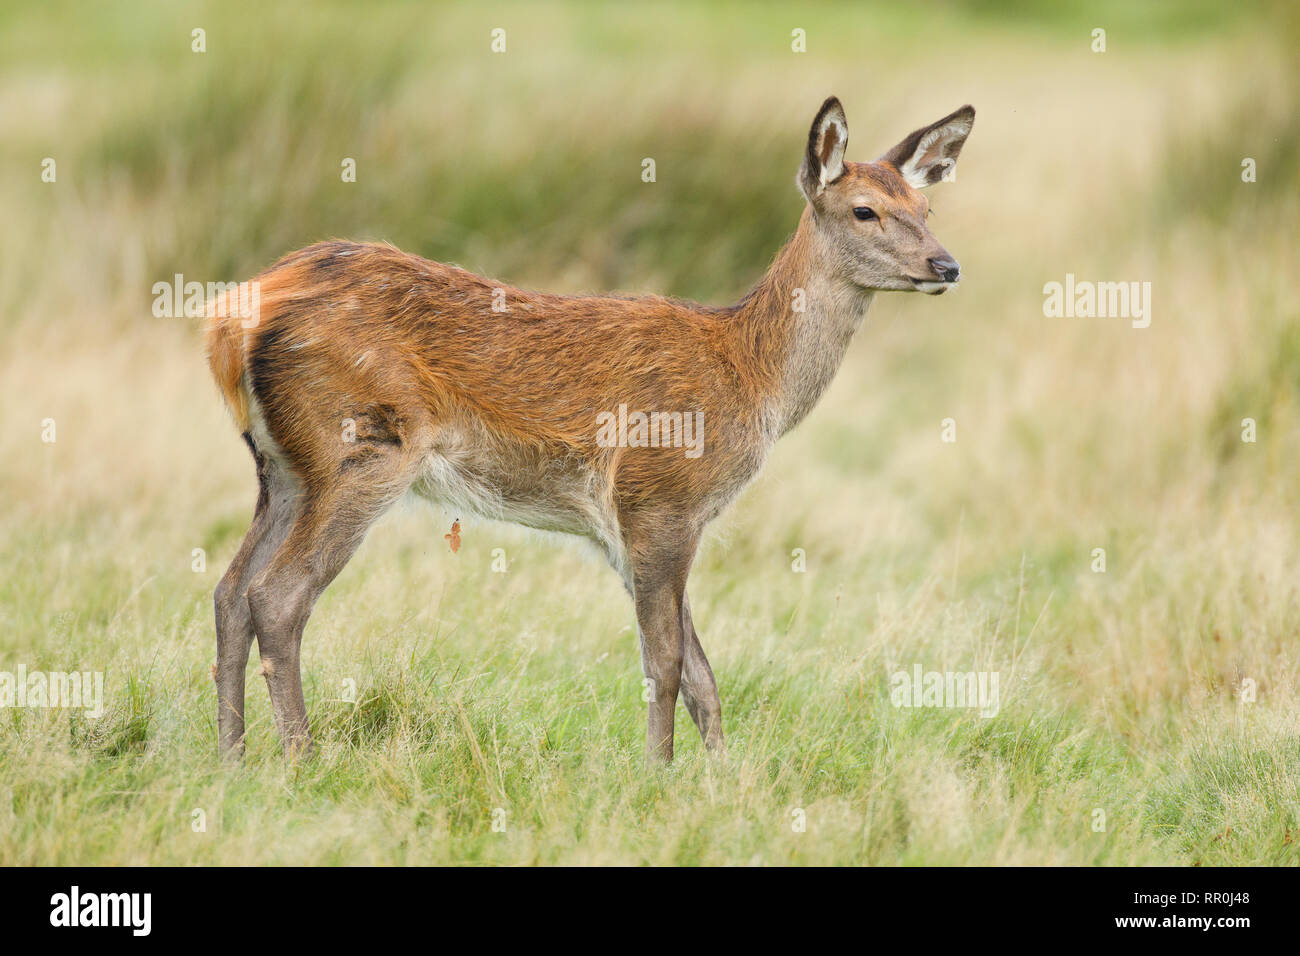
[245,474,404,760]
[626,518,699,763]
[214,444,298,757]
[214,526,265,756]
[679,591,724,754]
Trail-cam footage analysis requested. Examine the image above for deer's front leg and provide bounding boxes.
[635,584,686,762]
[680,591,724,754]
[627,518,699,764]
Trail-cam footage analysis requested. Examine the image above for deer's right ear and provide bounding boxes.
[798,96,848,202]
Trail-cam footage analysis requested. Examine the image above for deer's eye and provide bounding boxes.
[853,206,877,221]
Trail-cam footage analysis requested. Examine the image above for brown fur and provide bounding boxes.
[207,232,824,531]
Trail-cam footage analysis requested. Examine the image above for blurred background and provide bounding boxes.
[0,0,1298,864]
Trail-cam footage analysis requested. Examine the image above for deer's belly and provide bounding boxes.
[410,437,623,558]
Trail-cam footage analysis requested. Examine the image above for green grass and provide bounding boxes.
[1,0,1298,864]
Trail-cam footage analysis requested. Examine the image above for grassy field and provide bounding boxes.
[1,0,1298,865]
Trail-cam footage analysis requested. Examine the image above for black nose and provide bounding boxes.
[928,256,960,283]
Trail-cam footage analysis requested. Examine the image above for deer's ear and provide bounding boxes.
[879,105,975,189]
[798,96,848,201]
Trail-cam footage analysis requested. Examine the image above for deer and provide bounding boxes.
[206,96,975,763]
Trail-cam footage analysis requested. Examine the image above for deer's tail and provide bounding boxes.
[205,292,253,433]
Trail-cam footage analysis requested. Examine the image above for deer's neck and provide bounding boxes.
[731,208,873,439]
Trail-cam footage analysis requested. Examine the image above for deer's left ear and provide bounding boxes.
[879,105,975,188]
[798,96,849,201]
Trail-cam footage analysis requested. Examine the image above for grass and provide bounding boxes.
[1,0,1298,864]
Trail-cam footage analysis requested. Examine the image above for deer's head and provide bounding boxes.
[798,97,974,295]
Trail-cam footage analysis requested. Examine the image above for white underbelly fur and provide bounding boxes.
[412,447,627,580]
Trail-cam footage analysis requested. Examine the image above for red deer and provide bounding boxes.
[207,97,975,762]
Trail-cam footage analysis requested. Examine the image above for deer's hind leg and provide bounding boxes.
[214,436,299,757]
[245,446,416,760]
